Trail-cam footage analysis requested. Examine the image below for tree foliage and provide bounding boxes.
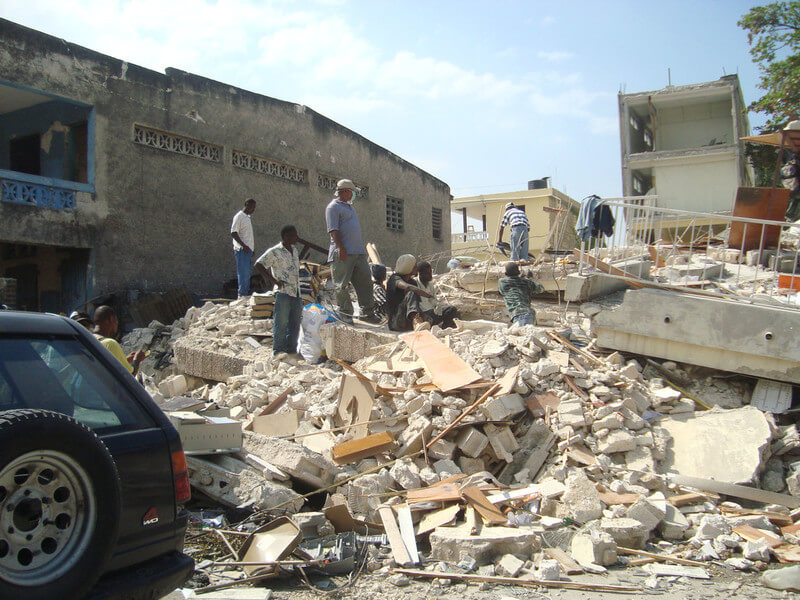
[739,2,800,184]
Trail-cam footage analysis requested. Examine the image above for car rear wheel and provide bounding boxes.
[0,409,121,600]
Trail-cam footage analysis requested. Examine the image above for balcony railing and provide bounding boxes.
[0,173,77,210]
[452,231,490,244]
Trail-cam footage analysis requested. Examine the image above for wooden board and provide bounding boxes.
[733,525,784,549]
[331,431,395,465]
[497,365,520,396]
[543,548,584,575]
[378,505,413,566]
[598,491,639,506]
[400,330,481,392]
[667,492,710,507]
[416,504,460,536]
[407,484,462,504]
[526,392,561,415]
[395,504,420,564]
[461,486,508,525]
[336,374,375,439]
[782,523,800,536]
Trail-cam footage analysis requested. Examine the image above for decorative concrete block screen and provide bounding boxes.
[232,149,307,184]
[133,124,222,162]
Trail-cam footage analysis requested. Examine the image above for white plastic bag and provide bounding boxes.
[298,304,329,363]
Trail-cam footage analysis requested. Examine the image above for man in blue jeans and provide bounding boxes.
[497,202,530,262]
[231,198,256,297]
[255,225,303,356]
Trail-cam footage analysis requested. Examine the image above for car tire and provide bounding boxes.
[0,409,122,600]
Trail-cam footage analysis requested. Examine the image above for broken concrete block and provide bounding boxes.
[456,427,489,458]
[398,416,434,456]
[429,524,539,565]
[599,517,650,549]
[428,439,456,461]
[433,459,462,476]
[243,432,336,489]
[481,393,526,421]
[557,400,586,429]
[623,387,651,413]
[626,497,665,532]
[659,503,690,540]
[694,514,732,540]
[562,469,604,523]
[659,406,772,485]
[597,429,636,454]
[458,456,486,474]
[625,446,655,473]
[743,539,771,562]
[484,424,520,463]
[496,554,524,578]
[652,387,681,406]
[158,374,189,398]
[389,460,421,490]
[537,558,561,581]
[531,358,560,377]
[570,530,617,566]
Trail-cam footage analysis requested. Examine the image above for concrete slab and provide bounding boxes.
[174,338,252,382]
[565,258,652,302]
[593,288,800,384]
[429,523,539,565]
[659,406,772,485]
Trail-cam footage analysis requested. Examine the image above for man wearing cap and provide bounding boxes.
[498,202,530,262]
[69,310,93,331]
[385,254,432,332]
[231,198,257,297]
[325,179,379,324]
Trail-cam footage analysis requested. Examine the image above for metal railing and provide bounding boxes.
[452,231,490,244]
[577,197,800,307]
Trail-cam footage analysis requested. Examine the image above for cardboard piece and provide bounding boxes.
[336,374,375,439]
[400,330,481,392]
[239,517,302,576]
[331,431,395,464]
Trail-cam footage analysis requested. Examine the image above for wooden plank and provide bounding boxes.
[774,544,800,563]
[667,492,710,507]
[617,546,707,568]
[461,486,508,525]
[733,525,784,549]
[598,491,639,506]
[260,388,292,416]
[496,365,520,396]
[720,506,793,527]
[563,375,589,401]
[378,505,414,566]
[395,504,420,564]
[669,474,800,509]
[394,569,642,593]
[407,484,462,504]
[525,392,561,416]
[567,444,596,466]
[543,548,584,575]
[416,504,460,536]
[399,330,481,392]
[782,523,800,536]
[324,504,382,534]
[425,383,501,450]
[331,431,395,465]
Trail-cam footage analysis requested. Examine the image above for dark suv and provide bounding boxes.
[0,311,193,600]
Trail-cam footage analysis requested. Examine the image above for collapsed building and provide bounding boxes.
[0,19,451,313]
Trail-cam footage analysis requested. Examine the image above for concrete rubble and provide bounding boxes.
[119,260,800,594]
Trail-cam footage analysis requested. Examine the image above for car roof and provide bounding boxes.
[0,310,82,336]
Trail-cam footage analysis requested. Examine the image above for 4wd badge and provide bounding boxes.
[142,507,159,526]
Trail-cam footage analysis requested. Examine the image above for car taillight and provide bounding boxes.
[172,450,191,504]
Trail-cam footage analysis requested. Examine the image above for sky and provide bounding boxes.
[1,0,768,203]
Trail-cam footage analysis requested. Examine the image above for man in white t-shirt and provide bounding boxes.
[231,198,256,297]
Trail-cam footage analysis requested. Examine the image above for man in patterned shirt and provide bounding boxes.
[255,225,302,356]
[498,262,544,326]
[497,202,530,261]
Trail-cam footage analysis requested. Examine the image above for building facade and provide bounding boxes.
[451,182,579,260]
[0,19,451,312]
[618,75,753,213]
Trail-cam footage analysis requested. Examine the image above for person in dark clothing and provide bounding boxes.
[415,261,459,329]
[386,254,432,331]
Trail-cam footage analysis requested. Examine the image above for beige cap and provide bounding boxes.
[336,179,356,190]
[395,254,417,276]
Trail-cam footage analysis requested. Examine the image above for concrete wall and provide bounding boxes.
[656,100,734,152]
[653,156,738,213]
[0,19,451,298]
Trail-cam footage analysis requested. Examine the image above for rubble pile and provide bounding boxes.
[119,263,800,594]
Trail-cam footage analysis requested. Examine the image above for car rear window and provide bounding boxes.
[0,336,155,434]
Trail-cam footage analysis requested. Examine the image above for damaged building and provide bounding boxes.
[618,74,753,213]
[0,18,451,312]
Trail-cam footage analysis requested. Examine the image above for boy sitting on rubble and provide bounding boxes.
[415,261,459,329]
[386,254,433,331]
[498,262,544,327]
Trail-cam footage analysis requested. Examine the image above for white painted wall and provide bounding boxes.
[657,100,734,151]
[654,157,738,212]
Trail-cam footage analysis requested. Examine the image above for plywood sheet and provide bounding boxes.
[336,374,375,439]
[400,330,481,392]
[461,486,507,525]
[331,431,395,464]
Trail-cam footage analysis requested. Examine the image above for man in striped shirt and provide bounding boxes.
[498,202,530,261]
